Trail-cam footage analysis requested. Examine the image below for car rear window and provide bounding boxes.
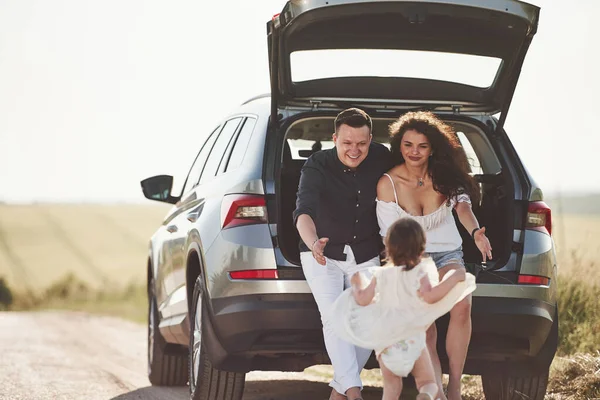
[291,49,501,88]
[284,118,500,176]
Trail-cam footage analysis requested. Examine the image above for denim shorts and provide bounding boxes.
[426,247,465,269]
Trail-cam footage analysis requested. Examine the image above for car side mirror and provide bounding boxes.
[140,175,180,204]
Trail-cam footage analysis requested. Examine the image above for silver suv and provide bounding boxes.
[141,1,557,399]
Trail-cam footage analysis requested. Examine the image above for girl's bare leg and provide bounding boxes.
[378,355,403,400]
[412,347,440,400]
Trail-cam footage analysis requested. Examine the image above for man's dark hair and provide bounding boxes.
[334,108,372,133]
[384,218,426,270]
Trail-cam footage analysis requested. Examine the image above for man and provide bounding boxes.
[294,108,392,400]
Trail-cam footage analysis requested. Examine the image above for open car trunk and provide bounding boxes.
[268,0,540,133]
[276,115,515,271]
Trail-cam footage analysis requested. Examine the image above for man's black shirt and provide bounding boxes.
[293,142,393,263]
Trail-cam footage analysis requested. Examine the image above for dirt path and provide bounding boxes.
[0,311,386,400]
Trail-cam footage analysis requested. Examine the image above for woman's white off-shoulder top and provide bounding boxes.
[376,173,470,253]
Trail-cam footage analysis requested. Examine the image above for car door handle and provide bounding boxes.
[187,212,199,223]
[166,225,178,233]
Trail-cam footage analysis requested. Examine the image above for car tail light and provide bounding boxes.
[518,275,550,286]
[526,201,552,235]
[229,270,279,280]
[221,194,267,230]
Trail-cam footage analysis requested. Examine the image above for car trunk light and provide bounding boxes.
[234,206,264,219]
[526,201,552,235]
[221,194,267,230]
[518,275,550,285]
[229,270,279,280]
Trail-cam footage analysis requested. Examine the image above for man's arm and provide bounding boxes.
[293,163,327,264]
[296,214,328,265]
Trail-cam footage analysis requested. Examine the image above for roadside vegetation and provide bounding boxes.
[0,273,146,322]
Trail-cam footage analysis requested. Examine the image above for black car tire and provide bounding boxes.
[189,276,245,400]
[148,280,188,386]
[481,372,549,400]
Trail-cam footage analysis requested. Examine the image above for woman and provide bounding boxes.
[376,111,492,400]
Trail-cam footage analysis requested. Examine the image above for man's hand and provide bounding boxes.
[312,237,329,265]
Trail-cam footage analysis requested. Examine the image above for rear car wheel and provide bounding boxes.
[189,276,245,400]
[148,279,188,386]
[481,372,549,400]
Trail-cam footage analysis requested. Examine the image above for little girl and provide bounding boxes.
[330,218,476,400]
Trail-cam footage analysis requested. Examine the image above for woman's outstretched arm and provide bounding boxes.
[455,201,493,262]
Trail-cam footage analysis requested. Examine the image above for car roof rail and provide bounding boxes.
[242,93,270,105]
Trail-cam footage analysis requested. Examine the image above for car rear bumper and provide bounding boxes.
[437,295,558,375]
[205,291,558,374]
[204,293,327,372]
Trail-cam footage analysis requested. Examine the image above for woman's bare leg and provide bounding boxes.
[426,323,446,400]
[439,264,472,400]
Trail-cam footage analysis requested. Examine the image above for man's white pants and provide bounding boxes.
[301,245,379,395]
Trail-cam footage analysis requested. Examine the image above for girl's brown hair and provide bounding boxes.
[389,111,480,205]
[385,218,426,271]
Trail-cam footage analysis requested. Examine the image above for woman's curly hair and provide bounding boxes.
[389,111,480,205]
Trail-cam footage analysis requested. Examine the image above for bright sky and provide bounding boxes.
[0,0,598,203]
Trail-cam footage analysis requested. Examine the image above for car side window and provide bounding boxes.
[181,127,219,195]
[199,117,242,185]
[222,117,257,173]
[456,131,484,175]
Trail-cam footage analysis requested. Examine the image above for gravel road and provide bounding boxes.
[0,311,386,400]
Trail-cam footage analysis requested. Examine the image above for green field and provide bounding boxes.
[0,203,170,292]
[552,213,600,278]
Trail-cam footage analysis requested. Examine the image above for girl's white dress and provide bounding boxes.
[329,257,476,376]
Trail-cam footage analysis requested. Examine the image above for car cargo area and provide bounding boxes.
[276,115,515,271]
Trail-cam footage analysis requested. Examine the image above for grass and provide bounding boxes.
[1,272,147,322]
[557,272,600,355]
[551,214,600,355]
[552,213,600,276]
[547,353,600,399]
